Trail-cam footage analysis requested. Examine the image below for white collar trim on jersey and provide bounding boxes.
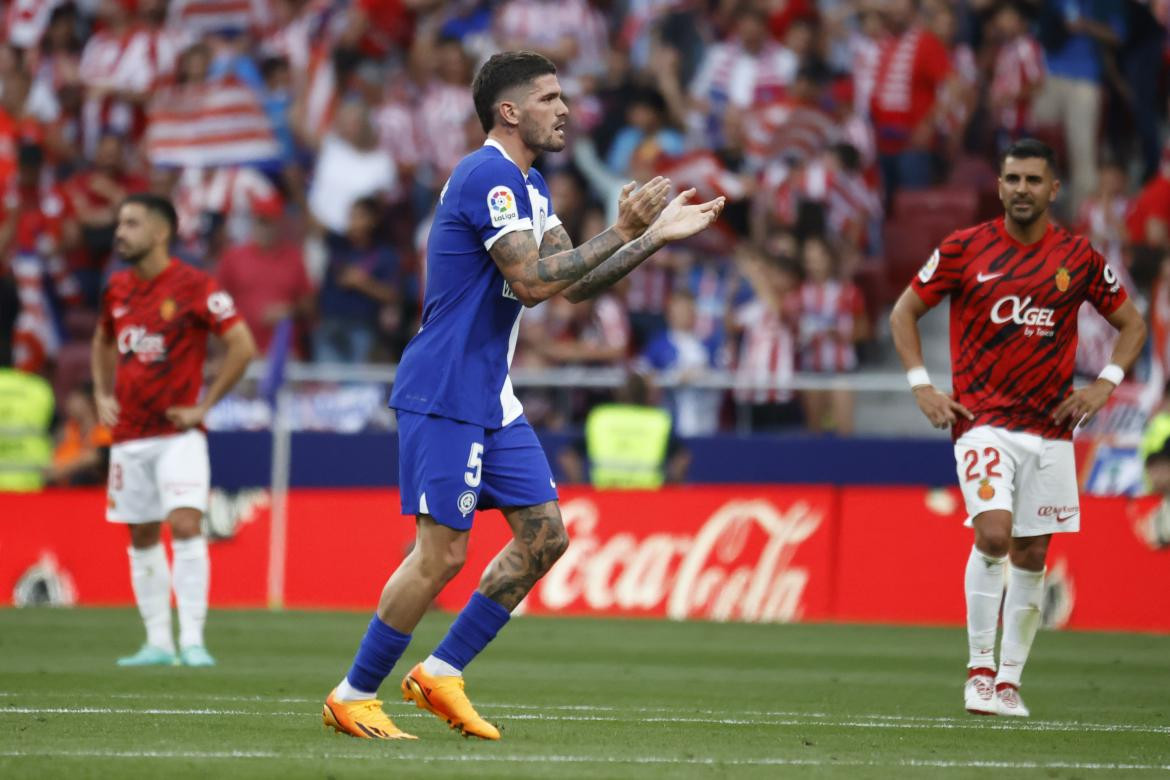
[483,138,527,178]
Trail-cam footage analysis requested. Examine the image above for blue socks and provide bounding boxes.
[345,616,412,693]
[432,592,511,671]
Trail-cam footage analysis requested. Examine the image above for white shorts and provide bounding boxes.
[953,425,1080,536]
[106,430,210,524]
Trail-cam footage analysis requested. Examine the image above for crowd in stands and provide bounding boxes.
[0,0,1168,453]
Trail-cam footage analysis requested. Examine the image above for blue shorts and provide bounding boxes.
[397,411,558,530]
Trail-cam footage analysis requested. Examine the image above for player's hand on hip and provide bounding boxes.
[648,188,726,243]
[165,405,206,430]
[913,386,974,429]
[95,393,120,426]
[1052,379,1113,430]
[614,176,671,241]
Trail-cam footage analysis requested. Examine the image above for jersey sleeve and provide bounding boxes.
[459,157,533,251]
[530,168,562,232]
[194,276,244,335]
[909,233,965,307]
[98,284,115,339]
[1083,245,1128,318]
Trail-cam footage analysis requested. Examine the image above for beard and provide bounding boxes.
[520,120,566,153]
[1007,200,1045,226]
[116,241,150,264]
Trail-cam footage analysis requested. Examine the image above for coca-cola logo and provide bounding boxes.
[117,326,167,362]
[535,497,824,622]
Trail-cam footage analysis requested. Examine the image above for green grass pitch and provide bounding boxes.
[1,608,1168,779]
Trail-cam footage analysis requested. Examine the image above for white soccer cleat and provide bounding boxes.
[994,683,1030,717]
[964,667,997,715]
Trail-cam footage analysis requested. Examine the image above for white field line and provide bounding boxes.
[2,690,1166,733]
[0,749,1167,771]
[1,704,1168,735]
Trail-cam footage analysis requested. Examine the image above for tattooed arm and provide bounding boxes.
[490,226,628,306]
[560,230,665,303]
[561,188,728,303]
[489,177,671,306]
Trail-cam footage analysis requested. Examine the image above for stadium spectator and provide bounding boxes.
[1116,0,1168,184]
[1139,380,1170,548]
[1126,146,1170,250]
[215,191,313,356]
[796,237,867,435]
[639,288,721,437]
[1075,160,1130,268]
[306,98,397,236]
[688,7,798,151]
[604,86,684,177]
[414,36,479,195]
[869,0,952,199]
[63,132,148,304]
[1030,0,1126,212]
[77,0,178,160]
[45,381,111,487]
[987,1,1046,152]
[557,369,691,487]
[730,245,802,430]
[313,196,399,364]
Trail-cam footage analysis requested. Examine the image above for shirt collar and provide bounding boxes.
[483,138,527,178]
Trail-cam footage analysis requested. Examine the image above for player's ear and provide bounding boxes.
[497,97,520,128]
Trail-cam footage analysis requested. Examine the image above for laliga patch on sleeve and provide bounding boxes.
[918,249,940,283]
[207,291,237,321]
[487,186,519,228]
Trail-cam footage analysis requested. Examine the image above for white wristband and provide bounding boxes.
[1097,363,1125,387]
[907,366,932,389]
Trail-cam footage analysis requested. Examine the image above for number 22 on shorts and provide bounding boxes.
[962,447,1002,500]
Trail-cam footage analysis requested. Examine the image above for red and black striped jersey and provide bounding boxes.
[910,217,1127,441]
[99,259,242,443]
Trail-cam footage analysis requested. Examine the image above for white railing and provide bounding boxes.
[243,360,951,393]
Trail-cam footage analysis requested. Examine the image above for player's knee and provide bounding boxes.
[168,509,203,540]
[545,525,570,563]
[128,523,162,549]
[1009,540,1049,571]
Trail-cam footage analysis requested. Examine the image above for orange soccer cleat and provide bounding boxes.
[401,662,500,740]
[322,688,417,740]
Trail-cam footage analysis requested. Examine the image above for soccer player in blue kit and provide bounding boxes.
[322,51,726,741]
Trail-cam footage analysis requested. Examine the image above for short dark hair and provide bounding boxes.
[121,193,178,239]
[472,51,557,134]
[1002,138,1058,176]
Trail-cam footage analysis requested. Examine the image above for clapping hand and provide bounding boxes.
[647,188,726,244]
[614,176,671,242]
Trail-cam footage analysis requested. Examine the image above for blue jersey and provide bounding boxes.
[390,140,561,428]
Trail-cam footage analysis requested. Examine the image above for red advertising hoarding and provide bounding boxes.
[1,487,1167,631]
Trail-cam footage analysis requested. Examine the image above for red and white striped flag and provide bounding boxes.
[144,76,281,168]
[167,0,272,37]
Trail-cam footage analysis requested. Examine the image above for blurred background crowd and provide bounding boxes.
[1,0,1170,485]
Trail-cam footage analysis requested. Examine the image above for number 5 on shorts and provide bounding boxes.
[464,442,484,487]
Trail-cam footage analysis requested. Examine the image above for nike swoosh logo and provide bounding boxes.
[1056,513,1077,523]
[976,271,1004,283]
[550,477,557,489]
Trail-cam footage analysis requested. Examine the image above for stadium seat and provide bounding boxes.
[883,214,959,291]
[63,308,99,341]
[53,341,93,406]
[891,187,979,224]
